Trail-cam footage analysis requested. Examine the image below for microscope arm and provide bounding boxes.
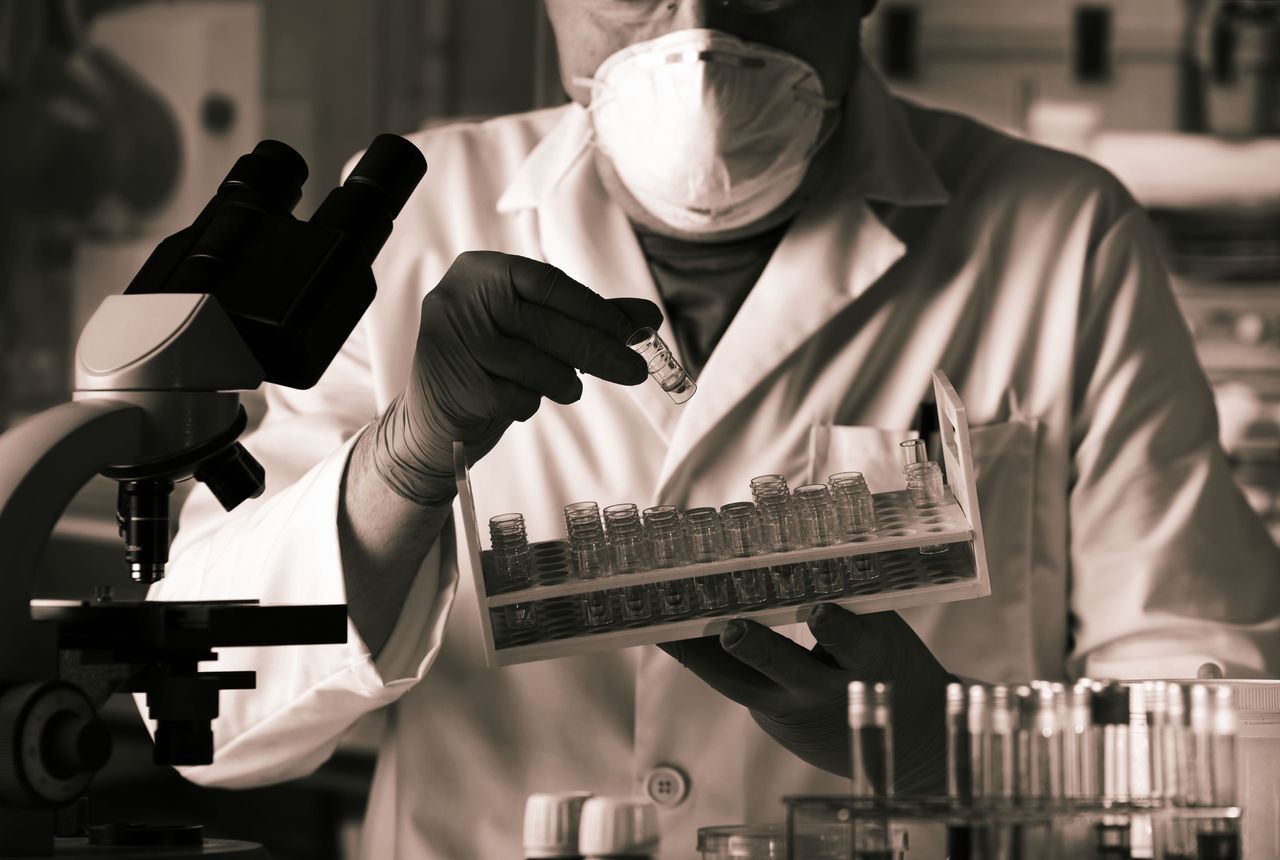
[0,398,145,683]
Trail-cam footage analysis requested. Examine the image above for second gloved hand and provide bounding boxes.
[660,604,955,795]
[373,250,661,506]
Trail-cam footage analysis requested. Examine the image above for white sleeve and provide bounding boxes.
[141,319,459,788]
[1068,207,1280,681]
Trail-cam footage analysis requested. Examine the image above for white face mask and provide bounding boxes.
[577,29,838,235]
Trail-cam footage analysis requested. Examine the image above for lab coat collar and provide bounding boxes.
[496,60,950,215]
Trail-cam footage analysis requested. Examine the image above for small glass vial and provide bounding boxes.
[719,502,769,606]
[829,471,877,535]
[829,471,879,581]
[905,461,944,508]
[643,505,694,616]
[751,477,810,603]
[904,461,948,555]
[748,473,790,504]
[684,507,731,610]
[565,501,615,628]
[900,438,927,468]
[793,484,846,595]
[627,327,696,404]
[604,503,652,622]
[489,513,537,629]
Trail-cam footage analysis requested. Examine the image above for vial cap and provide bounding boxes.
[578,796,659,857]
[946,682,965,716]
[524,791,594,858]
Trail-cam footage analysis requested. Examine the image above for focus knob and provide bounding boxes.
[0,682,112,807]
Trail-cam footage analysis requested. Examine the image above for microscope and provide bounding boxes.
[0,134,426,857]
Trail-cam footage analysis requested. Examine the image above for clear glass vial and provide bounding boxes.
[627,327,696,404]
[904,461,948,555]
[748,473,790,504]
[752,481,807,602]
[489,513,537,629]
[828,471,879,581]
[719,501,769,605]
[829,471,876,536]
[905,461,944,508]
[564,501,615,628]
[604,503,652,622]
[900,438,927,468]
[793,484,846,596]
[684,506,731,610]
[643,505,694,616]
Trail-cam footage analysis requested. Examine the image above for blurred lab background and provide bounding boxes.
[0,0,1277,857]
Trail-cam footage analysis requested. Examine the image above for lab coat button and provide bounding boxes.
[643,764,690,807]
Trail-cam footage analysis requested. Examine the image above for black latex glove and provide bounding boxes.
[659,603,955,795]
[373,250,662,506]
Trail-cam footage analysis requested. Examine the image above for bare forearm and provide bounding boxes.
[338,425,452,658]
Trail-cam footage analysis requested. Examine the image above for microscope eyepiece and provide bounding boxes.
[216,138,309,215]
[344,133,427,220]
[308,133,427,265]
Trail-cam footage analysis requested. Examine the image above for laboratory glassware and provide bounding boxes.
[684,506,731,610]
[793,483,846,595]
[627,327,696,404]
[565,501,615,628]
[488,512,537,630]
[753,479,808,602]
[720,501,769,605]
[900,438,927,468]
[830,470,877,535]
[604,503,653,622]
[904,460,948,555]
[643,504,695,616]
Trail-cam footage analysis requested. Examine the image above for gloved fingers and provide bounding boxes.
[657,635,783,708]
[479,377,543,423]
[719,619,836,694]
[492,301,646,386]
[474,334,584,405]
[805,603,873,672]
[502,253,642,342]
[607,297,665,331]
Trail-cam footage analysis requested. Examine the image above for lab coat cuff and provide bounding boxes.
[357,523,460,690]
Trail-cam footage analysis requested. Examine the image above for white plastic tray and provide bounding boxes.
[455,370,990,668]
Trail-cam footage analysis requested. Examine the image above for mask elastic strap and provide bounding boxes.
[572,76,614,111]
[792,75,840,112]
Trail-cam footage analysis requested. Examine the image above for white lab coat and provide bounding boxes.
[148,66,1280,859]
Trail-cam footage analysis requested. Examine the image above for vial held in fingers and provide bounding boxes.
[627,327,696,404]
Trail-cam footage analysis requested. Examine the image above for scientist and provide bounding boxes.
[148,0,1280,857]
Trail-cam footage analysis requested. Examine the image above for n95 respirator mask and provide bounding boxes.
[577,29,838,235]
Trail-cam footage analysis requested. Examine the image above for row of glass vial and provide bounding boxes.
[561,495,882,629]
[943,679,1239,809]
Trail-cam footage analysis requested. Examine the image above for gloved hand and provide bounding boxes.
[373,250,662,506]
[659,603,955,795]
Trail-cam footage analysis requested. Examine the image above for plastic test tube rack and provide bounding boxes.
[454,371,991,668]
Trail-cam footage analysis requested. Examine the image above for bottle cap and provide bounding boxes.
[578,795,659,857]
[523,791,594,858]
